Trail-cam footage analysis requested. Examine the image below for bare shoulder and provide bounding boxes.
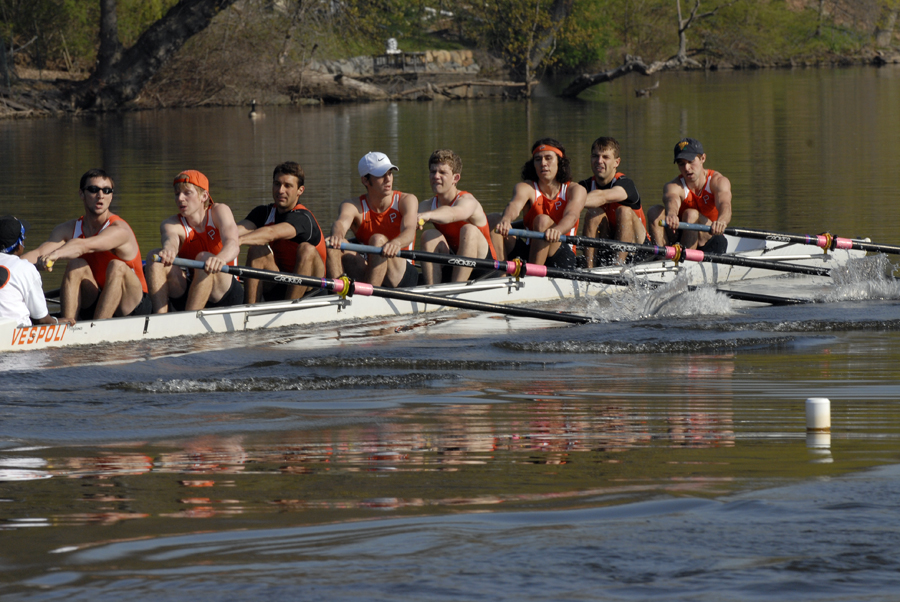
[211,203,236,220]
[663,177,685,195]
[513,181,537,200]
[49,218,78,241]
[399,192,419,207]
[568,181,587,198]
[710,170,732,191]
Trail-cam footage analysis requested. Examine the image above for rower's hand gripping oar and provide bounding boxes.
[507,228,831,278]
[675,222,892,255]
[158,255,595,325]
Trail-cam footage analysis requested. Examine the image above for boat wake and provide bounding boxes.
[823,254,900,302]
[108,373,442,393]
[579,271,734,322]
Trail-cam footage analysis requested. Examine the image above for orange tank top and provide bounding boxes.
[678,169,719,221]
[177,210,237,266]
[430,192,498,260]
[355,192,413,251]
[524,181,578,251]
[74,215,148,293]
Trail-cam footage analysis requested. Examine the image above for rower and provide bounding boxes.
[416,149,497,284]
[578,137,649,267]
[0,216,72,327]
[236,162,327,303]
[146,170,243,313]
[647,138,733,253]
[24,169,151,322]
[325,152,419,288]
[491,138,586,268]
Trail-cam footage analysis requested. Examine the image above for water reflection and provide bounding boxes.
[5,387,893,533]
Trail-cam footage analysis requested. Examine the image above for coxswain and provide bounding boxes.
[0,216,72,326]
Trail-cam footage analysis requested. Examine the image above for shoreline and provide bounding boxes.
[2,50,899,120]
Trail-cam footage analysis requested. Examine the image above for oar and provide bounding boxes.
[341,242,637,287]
[341,243,809,306]
[507,228,832,277]
[163,256,594,325]
[676,222,898,255]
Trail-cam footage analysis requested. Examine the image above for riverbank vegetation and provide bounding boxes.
[1,0,898,112]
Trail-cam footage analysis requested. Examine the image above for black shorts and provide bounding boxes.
[170,275,244,312]
[396,261,419,288]
[698,234,727,255]
[77,292,152,321]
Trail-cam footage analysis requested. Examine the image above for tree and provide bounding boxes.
[72,0,239,110]
[96,0,121,81]
[559,0,731,98]
[465,0,574,91]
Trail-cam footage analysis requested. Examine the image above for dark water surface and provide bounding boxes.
[2,67,900,600]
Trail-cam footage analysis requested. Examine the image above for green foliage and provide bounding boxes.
[1,0,178,72]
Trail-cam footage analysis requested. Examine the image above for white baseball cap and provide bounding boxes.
[358,152,399,177]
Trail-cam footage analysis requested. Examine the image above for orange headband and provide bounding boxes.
[532,144,564,158]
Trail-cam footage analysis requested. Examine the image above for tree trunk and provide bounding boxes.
[875,6,898,47]
[72,0,240,111]
[97,0,121,81]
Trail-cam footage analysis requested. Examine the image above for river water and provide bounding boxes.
[2,67,900,600]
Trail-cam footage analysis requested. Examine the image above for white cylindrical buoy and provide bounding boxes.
[806,397,831,431]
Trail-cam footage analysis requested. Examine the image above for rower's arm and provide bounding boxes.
[495,182,534,236]
[383,193,419,257]
[552,183,586,237]
[21,220,74,265]
[710,173,733,235]
[662,181,684,231]
[156,218,185,266]
[326,200,360,248]
[41,221,131,271]
[583,185,628,209]
[418,194,478,225]
[209,204,241,270]
[239,221,297,247]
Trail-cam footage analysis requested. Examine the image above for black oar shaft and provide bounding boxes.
[507,228,831,277]
[168,257,592,325]
[678,222,900,255]
[342,243,634,287]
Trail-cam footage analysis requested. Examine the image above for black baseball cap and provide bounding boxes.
[674,138,704,162]
[0,216,29,253]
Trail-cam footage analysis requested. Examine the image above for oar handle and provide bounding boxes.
[341,242,384,255]
[507,228,562,242]
[157,255,235,274]
[675,222,712,233]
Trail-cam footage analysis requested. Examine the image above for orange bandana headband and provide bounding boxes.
[532,144,564,158]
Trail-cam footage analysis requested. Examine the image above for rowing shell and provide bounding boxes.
[0,236,863,353]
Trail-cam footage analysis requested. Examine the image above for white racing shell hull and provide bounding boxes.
[0,236,863,353]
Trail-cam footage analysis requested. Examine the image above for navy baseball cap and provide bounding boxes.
[673,138,704,162]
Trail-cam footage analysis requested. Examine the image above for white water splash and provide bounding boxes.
[584,271,734,321]
[824,254,900,302]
